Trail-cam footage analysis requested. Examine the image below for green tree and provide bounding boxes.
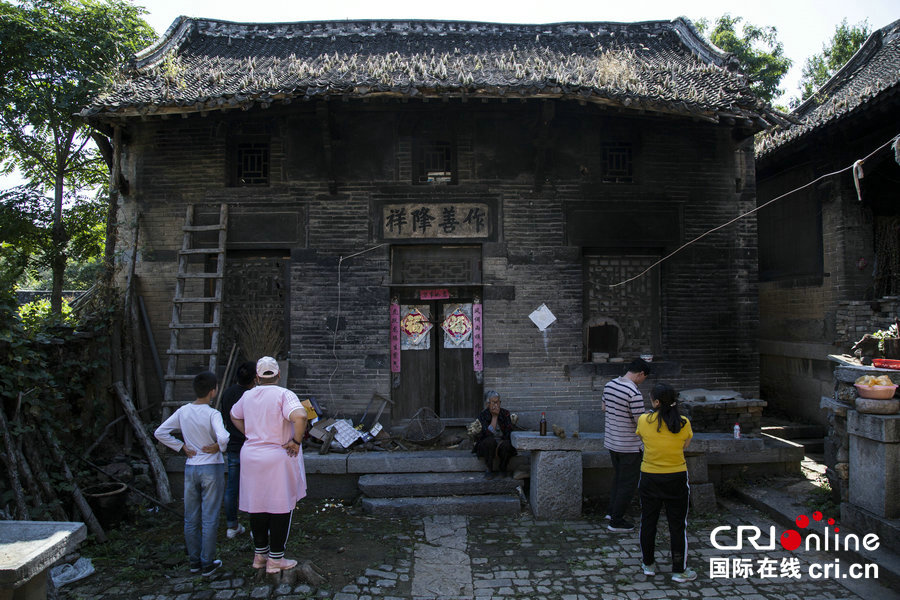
[0,185,106,289]
[798,19,871,103]
[0,0,155,313]
[695,15,792,105]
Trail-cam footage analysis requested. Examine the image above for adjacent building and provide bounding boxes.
[755,18,900,426]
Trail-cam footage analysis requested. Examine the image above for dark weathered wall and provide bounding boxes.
[756,113,900,426]
[121,98,759,423]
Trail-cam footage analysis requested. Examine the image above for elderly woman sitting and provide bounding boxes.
[472,390,517,479]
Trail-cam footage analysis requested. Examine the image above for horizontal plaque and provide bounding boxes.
[381,202,491,240]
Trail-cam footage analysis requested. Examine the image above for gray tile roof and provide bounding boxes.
[81,17,782,127]
[757,18,900,158]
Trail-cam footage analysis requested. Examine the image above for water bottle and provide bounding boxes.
[733,422,741,439]
[539,412,547,436]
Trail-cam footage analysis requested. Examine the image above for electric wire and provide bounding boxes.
[609,133,900,288]
[327,243,387,404]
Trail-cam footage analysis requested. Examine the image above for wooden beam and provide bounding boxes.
[316,101,338,195]
[533,100,555,193]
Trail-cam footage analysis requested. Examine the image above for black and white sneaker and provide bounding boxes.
[607,519,635,532]
[201,559,222,577]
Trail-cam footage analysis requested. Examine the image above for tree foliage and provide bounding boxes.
[0,0,155,311]
[0,185,106,288]
[695,14,792,105]
[798,19,871,103]
[0,286,116,519]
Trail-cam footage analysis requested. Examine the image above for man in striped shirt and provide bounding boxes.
[602,358,651,532]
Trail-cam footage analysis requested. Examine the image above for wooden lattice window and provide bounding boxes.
[413,140,455,185]
[235,142,270,186]
[601,142,633,183]
[584,254,659,358]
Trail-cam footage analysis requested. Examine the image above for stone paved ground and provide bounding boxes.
[59,497,898,600]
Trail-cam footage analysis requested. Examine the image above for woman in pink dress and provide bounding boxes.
[230,356,307,573]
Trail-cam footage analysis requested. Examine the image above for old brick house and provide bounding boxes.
[82,17,783,426]
[755,18,900,426]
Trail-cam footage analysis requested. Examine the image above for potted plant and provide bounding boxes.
[873,319,900,359]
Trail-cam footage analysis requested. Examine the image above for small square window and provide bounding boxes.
[236,142,269,186]
[414,140,455,185]
[601,142,633,183]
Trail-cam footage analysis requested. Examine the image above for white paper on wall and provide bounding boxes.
[529,303,557,331]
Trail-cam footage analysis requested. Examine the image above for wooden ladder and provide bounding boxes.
[163,204,228,417]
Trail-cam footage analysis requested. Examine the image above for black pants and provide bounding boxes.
[607,450,642,521]
[475,436,516,472]
[250,511,293,559]
[639,471,690,572]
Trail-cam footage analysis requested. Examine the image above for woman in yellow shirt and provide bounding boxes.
[635,382,696,583]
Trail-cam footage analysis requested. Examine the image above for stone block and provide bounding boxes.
[530,451,582,519]
[347,450,482,474]
[511,432,605,451]
[849,431,900,518]
[304,453,349,474]
[0,521,86,594]
[689,482,716,513]
[358,472,520,498]
[685,454,708,483]
[841,501,900,554]
[687,434,765,454]
[361,495,520,517]
[848,411,900,443]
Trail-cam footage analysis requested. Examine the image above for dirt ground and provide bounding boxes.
[59,497,418,597]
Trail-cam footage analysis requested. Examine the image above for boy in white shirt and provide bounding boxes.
[155,371,229,577]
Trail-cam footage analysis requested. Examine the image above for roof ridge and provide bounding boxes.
[792,18,900,118]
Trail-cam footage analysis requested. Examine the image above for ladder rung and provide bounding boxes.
[177,272,222,279]
[183,224,226,232]
[180,248,224,255]
[162,401,191,406]
[170,322,219,329]
[164,375,198,381]
[174,297,221,303]
[167,349,217,355]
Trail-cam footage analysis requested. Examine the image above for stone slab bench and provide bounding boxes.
[0,521,86,600]
[512,432,769,519]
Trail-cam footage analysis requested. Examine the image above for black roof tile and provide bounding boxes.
[82,17,783,127]
[757,18,900,158]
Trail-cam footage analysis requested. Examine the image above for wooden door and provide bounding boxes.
[437,300,478,418]
[393,303,436,421]
[393,297,481,421]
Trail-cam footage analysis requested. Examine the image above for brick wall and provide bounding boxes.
[756,120,894,424]
[119,100,760,423]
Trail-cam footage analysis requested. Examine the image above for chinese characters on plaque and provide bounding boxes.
[382,203,490,240]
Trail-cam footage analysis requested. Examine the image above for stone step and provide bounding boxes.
[762,424,827,439]
[361,495,522,517]
[761,432,825,454]
[359,472,522,498]
[793,437,825,453]
[348,450,485,474]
